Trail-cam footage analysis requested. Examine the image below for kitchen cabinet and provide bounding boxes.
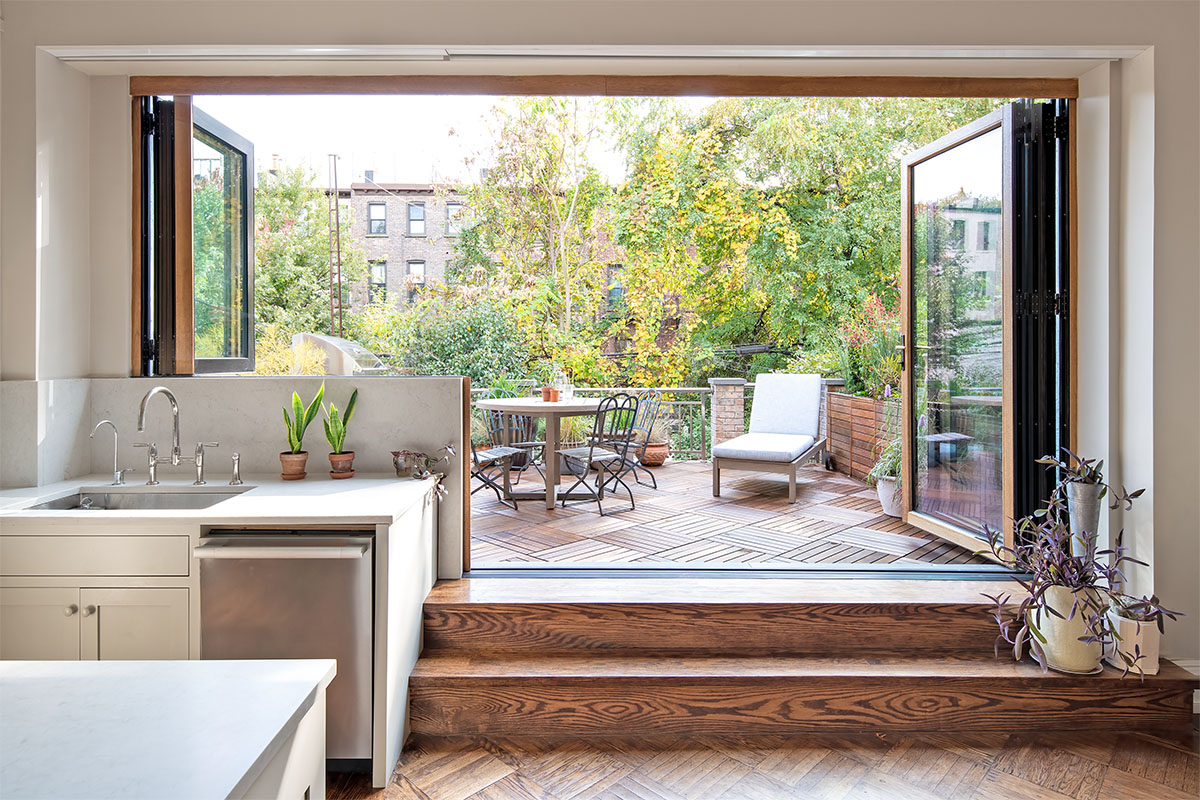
[0,587,81,660]
[0,587,188,661]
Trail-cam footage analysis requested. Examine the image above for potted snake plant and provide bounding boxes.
[280,382,325,480]
[324,388,358,479]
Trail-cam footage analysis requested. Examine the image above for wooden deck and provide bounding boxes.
[470,460,990,568]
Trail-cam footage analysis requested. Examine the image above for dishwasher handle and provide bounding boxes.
[194,542,369,560]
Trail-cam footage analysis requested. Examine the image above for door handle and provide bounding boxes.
[895,334,906,372]
[81,605,97,617]
[63,604,79,617]
[193,543,369,560]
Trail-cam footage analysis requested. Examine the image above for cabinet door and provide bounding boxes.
[0,587,81,660]
[80,588,189,661]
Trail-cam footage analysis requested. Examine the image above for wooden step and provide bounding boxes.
[423,578,1014,656]
[409,653,1198,737]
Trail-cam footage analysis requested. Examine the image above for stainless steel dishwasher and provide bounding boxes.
[196,531,374,765]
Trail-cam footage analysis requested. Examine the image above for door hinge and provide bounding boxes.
[1054,111,1069,141]
[1050,292,1067,317]
[141,107,156,131]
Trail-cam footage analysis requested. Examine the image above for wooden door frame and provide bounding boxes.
[900,108,1018,560]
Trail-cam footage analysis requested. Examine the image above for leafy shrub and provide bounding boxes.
[838,293,901,398]
[254,324,327,376]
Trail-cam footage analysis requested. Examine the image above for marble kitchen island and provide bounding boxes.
[0,658,335,799]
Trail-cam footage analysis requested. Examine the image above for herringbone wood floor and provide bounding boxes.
[472,461,987,567]
[329,727,1199,799]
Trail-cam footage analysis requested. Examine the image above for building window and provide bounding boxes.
[369,260,387,301]
[951,218,966,249]
[368,202,386,236]
[406,260,425,301]
[606,263,626,308]
[407,202,426,236]
[977,220,993,251]
[446,202,466,235]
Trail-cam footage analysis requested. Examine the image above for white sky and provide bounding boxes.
[193,95,712,187]
[911,127,1002,204]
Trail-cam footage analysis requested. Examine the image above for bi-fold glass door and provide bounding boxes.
[901,101,1070,555]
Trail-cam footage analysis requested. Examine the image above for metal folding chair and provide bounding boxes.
[613,388,663,489]
[556,393,639,516]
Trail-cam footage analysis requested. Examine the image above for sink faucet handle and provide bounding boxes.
[193,442,220,486]
[133,442,160,486]
[114,468,136,486]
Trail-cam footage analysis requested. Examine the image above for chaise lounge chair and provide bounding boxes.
[711,373,827,503]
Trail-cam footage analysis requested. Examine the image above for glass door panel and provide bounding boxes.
[908,124,1005,537]
[192,107,254,373]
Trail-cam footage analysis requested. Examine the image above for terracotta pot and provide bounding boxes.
[329,451,356,479]
[540,387,553,401]
[280,451,309,481]
[641,441,669,467]
[1032,585,1103,675]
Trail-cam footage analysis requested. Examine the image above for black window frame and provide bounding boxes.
[407,202,426,236]
[190,106,256,375]
[367,202,387,236]
[368,259,388,300]
[445,201,465,235]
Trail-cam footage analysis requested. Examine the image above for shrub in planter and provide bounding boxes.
[982,454,1182,677]
[640,420,671,468]
[865,436,902,517]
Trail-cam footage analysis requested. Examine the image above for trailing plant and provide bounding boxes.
[323,388,359,454]
[398,443,457,499]
[282,382,325,454]
[981,456,1182,679]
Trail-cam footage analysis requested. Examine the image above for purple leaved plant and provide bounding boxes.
[980,456,1182,680]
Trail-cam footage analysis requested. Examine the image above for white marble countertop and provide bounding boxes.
[0,658,336,799]
[0,472,435,525]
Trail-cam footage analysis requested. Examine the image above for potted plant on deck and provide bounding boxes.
[982,455,1182,676]
[640,419,671,468]
[324,388,358,479]
[865,435,902,517]
[280,382,325,480]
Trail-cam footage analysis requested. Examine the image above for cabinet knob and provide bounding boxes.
[63,604,79,617]
[81,605,97,617]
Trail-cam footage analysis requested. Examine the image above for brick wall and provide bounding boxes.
[708,378,746,447]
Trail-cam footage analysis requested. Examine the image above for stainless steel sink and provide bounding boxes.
[27,490,242,511]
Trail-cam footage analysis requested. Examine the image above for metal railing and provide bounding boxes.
[470,385,711,461]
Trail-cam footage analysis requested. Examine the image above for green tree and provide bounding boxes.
[253,165,365,338]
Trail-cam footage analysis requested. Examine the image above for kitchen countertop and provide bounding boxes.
[0,658,336,800]
[0,472,436,525]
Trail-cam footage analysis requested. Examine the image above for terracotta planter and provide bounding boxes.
[329,451,356,479]
[641,441,669,467]
[280,451,309,481]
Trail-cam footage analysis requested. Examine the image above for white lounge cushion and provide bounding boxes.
[749,373,821,437]
[712,433,816,463]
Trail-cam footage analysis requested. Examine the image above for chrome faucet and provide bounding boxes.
[91,419,133,486]
[134,386,219,485]
[137,387,184,465]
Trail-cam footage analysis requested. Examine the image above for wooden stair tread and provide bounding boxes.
[411,652,1199,685]
[426,577,1017,605]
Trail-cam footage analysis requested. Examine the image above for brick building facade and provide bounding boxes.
[345,182,468,306]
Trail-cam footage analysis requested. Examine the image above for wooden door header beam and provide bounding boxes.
[130,74,1078,99]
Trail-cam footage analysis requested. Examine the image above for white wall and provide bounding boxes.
[0,0,1195,659]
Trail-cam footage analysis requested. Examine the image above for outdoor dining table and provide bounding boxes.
[474,395,604,510]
